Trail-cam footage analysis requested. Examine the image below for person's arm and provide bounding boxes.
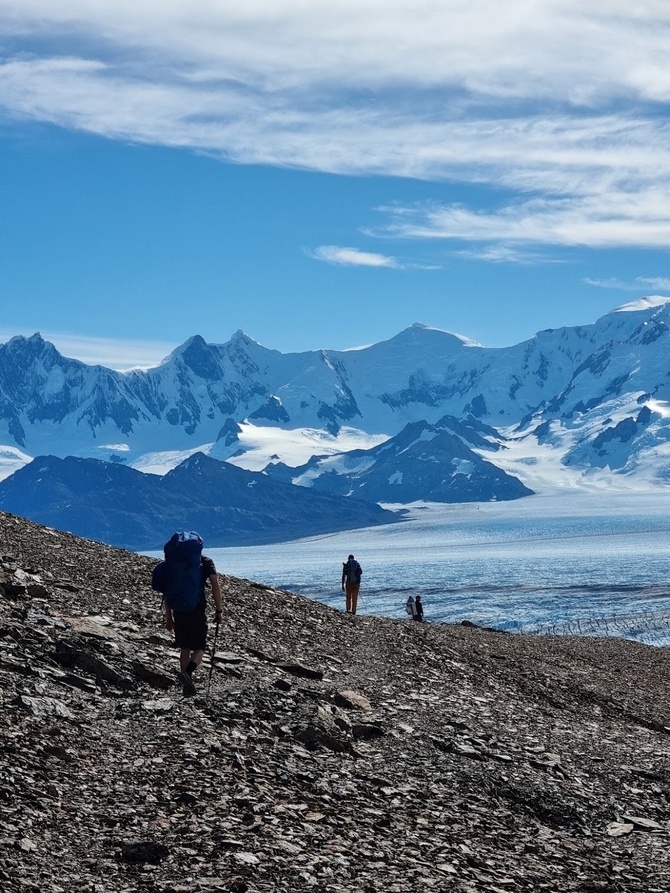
[164,601,174,632]
[209,574,223,624]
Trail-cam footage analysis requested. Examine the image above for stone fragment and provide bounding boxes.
[119,841,170,864]
[18,838,37,853]
[13,694,74,719]
[454,743,483,759]
[64,616,117,639]
[607,822,635,837]
[278,662,324,680]
[246,647,276,662]
[333,690,372,711]
[351,722,384,740]
[141,699,173,712]
[59,673,98,693]
[132,661,175,690]
[52,642,132,688]
[623,815,664,831]
[213,650,244,664]
[296,724,350,753]
[25,609,65,627]
[233,852,259,866]
[26,583,48,598]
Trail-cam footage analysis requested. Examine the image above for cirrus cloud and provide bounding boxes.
[3,2,670,254]
[309,245,401,268]
[584,276,670,292]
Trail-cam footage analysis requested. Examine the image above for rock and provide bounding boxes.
[12,695,74,719]
[233,852,260,866]
[59,673,98,693]
[622,815,664,831]
[454,742,483,759]
[26,583,48,598]
[119,841,170,864]
[213,650,244,664]
[351,721,385,740]
[141,699,173,713]
[132,661,175,690]
[278,662,324,680]
[295,724,351,753]
[52,642,133,689]
[64,616,118,640]
[333,689,372,711]
[18,838,37,852]
[606,822,635,837]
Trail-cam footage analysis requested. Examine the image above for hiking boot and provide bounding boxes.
[178,670,196,697]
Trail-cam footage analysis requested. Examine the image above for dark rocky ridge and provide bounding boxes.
[0,452,397,550]
[1,509,670,892]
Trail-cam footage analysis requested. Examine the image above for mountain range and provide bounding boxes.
[0,452,396,550]
[1,295,670,543]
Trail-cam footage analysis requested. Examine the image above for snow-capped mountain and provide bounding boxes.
[2,295,670,493]
[264,415,532,503]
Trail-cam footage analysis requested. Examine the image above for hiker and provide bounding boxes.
[406,595,417,619]
[152,531,222,697]
[414,594,424,622]
[341,553,362,615]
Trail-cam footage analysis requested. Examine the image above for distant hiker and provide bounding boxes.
[152,531,222,697]
[406,595,417,618]
[341,554,362,615]
[414,594,424,622]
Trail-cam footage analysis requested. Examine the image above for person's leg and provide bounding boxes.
[351,584,360,615]
[176,611,207,695]
[180,648,205,672]
[345,583,353,613]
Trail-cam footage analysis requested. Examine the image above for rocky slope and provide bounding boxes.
[1,510,670,892]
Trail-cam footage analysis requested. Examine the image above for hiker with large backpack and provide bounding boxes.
[341,553,362,615]
[152,531,222,697]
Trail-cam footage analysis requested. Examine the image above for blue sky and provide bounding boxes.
[2,1,670,368]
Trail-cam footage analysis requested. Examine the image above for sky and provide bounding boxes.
[2,1,670,369]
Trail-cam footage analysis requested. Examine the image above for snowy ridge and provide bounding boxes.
[2,298,670,494]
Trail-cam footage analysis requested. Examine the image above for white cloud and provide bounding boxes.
[372,187,670,251]
[455,244,555,265]
[584,276,670,292]
[0,328,177,370]
[3,3,670,251]
[309,245,401,268]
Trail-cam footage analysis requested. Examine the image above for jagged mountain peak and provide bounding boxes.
[230,328,256,343]
[2,300,670,489]
[4,332,63,362]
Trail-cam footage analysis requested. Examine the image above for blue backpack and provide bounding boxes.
[344,559,362,584]
[152,531,204,612]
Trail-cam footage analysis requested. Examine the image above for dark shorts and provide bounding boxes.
[173,607,207,651]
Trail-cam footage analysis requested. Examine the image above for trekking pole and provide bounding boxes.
[206,619,220,699]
